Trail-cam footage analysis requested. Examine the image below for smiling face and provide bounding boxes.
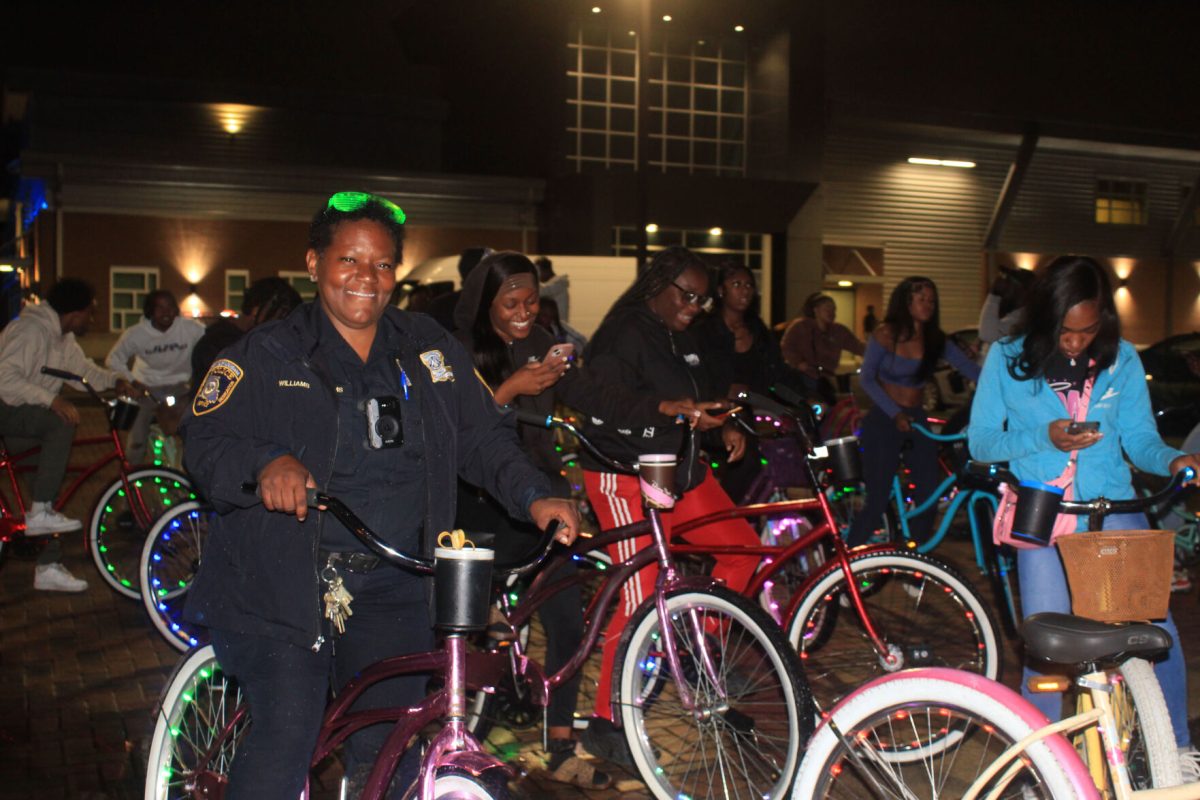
[489,279,540,343]
[148,294,179,332]
[306,219,397,338]
[908,285,937,324]
[649,265,709,332]
[1058,299,1101,361]
[813,298,836,327]
[720,269,755,315]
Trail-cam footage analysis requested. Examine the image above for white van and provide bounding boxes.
[397,255,638,339]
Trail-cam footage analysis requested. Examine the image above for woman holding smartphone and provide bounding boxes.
[452,251,699,788]
[968,255,1200,769]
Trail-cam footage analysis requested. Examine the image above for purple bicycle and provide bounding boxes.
[145,472,811,799]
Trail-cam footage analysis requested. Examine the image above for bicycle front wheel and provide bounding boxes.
[786,550,1001,714]
[139,500,214,652]
[90,467,195,598]
[615,586,812,800]
[145,645,248,800]
[793,671,1089,799]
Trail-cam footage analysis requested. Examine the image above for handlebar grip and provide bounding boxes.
[40,366,81,381]
[514,410,554,429]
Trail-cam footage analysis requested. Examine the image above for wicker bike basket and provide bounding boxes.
[1056,529,1175,623]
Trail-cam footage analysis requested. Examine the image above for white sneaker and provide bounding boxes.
[24,507,83,536]
[1179,746,1200,782]
[34,563,89,592]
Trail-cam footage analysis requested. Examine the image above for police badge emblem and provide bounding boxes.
[193,359,245,415]
[419,350,454,383]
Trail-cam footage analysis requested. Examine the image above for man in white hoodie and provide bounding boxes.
[105,290,203,463]
[0,278,139,591]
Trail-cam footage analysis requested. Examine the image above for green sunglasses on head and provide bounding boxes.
[326,191,407,225]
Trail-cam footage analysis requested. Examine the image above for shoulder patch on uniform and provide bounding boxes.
[193,358,244,415]
[420,350,454,383]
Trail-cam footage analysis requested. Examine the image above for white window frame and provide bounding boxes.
[278,270,317,303]
[109,266,160,332]
[225,269,251,314]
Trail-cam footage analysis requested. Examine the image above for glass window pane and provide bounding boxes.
[582,48,607,75]
[666,139,689,165]
[721,143,744,168]
[666,112,690,136]
[581,104,606,130]
[113,272,144,290]
[695,87,717,112]
[720,116,744,140]
[612,78,636,105]
[228,274,246,291]
[722,62,745,87]
[581,132,606,158]
[582,77,606,102]
[611,107,635,133]
[1095,203,1110,224]
[667,57,690,83]
[611,135,635,160]
[666,84,690,110]
[113,293,132,309]
[611,50,635,77]
[694,114,718,139]
[721,91,745,114]
[694,140,717,165]
[695,59,718,85]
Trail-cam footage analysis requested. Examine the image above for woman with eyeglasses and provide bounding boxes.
[780,292,865,405]
[575,246,762,767]
[180,192,580,798]
[847,276,980,547]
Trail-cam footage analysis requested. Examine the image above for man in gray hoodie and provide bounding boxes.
[0,278,138,591]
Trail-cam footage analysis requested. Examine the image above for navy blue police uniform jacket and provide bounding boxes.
[180,302,552,650]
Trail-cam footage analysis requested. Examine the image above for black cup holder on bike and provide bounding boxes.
[434,547,495,631]
[819,436,862,485]
[108,398,141,431]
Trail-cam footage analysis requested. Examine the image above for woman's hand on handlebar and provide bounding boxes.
[1048,419,1102,452]
[657,399,728,430]
[1170,453,1200,487]
[258,454,317,522]
[528,497,581,546]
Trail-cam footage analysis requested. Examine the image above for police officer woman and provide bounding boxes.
[181,192,579,799]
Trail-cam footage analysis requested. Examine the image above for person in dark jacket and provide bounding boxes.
[451,250,703,788]
[576,246,761,764]
[692,260,805,500]
[181,193,579,800]
[188,276,301,392]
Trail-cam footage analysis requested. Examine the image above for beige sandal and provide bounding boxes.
[547,754,614,789]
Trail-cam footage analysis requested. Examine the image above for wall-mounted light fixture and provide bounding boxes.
[645,223,659,233]
[907,157,976,169]
[734,24,745,32]
[837,280,854,288]
[187,283,200,295]
[708,227,723,236]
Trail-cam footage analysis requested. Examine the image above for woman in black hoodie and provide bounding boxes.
[452,251,699,786]
[576,246,761,761]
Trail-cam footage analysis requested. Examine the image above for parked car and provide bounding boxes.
[1138,332,1200,441]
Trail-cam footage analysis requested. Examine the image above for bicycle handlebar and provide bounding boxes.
[239,483,560,579]
[514,410,638,474]
[966,461,1195,516]
[911,422,967,443]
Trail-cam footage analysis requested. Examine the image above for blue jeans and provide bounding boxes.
[1018,512,1190,747]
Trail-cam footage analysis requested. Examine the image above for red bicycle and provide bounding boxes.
[0,367,195,597]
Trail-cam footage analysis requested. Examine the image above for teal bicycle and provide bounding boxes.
[883,423,1020,637]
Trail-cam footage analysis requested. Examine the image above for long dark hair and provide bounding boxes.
[882,276,945,380]
[1008,255,1120,381]
[604,246,709,324]
[469,251,539,387]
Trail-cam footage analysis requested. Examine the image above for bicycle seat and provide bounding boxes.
[1022,612,1172,665]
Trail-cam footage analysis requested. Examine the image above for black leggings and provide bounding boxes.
[846,405,940,547]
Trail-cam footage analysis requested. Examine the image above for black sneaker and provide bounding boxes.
[579,717,636,770]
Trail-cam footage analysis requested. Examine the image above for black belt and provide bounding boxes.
[321,551,382,574]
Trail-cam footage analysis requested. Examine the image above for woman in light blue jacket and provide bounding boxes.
[969,255,1200,766]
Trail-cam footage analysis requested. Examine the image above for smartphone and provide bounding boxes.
[1066,420,1100,435]
[542,343,575,369]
